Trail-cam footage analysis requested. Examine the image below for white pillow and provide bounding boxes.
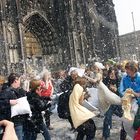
[68,67,85,77]
[11,96,32,117]
[87,87,99,108]
[82,100,99,112]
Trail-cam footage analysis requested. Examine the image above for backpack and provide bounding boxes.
[57,90,71,119]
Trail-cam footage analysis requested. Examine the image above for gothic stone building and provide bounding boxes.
[119,30,140,61]
[0,0,119,75]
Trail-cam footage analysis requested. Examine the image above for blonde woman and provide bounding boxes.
[41,70,54,97]
[40,69,54,130]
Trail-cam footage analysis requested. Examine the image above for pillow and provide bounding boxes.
[82,100,99,112]
[11,96,32,117]
[87,87,99,108]
[68,67,85,77]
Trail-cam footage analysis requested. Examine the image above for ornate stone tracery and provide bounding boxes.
[0,0,120,75]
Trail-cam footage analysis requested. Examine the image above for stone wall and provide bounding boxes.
[0,0,119,75]
[119,30,140,61]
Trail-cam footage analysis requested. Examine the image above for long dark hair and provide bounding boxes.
[107,67,119,80]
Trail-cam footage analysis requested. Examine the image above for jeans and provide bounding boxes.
[40,122,51,140]
[103,105,122,138]
[15,124,24,140]
[24,131,37,140]
[24,122,51,140]
[44,110,51,127]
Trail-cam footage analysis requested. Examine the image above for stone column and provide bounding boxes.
[1,0,10,74]
[70,0,79,67]
[15,0,26,74]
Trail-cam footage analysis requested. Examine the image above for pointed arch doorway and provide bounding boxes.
[23,11,59,74]
[24,31,43,74]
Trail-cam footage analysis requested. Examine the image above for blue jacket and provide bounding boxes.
[119,72,140,104]
[119,72,140,105]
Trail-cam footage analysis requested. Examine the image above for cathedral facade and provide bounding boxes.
[0,0,120,75]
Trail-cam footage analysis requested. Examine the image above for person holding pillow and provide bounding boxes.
[0,73,30,140]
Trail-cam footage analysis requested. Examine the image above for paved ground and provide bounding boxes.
[37,110,124,140]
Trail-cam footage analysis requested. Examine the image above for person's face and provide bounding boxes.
[105,64,110,70]
[36,86,44,96]
[93,65,99,73]
[14,77,21,88]
[126,68,136,77]
[59,71,66,79]
[71,73,78,80]
[109,70,116,79]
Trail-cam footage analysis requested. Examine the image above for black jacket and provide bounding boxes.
[0,87,29,124]
[25,91,51,131]
[60,76,73,92]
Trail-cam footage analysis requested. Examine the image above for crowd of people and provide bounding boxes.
[0,60,140,140]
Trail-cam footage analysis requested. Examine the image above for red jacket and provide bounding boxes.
[41,82,53,97]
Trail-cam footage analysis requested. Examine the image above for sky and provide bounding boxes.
[113,0,140,35]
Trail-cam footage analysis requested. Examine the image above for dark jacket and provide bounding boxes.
[103,76,120,96]
[0,87,29,124]
[25,91,51,132]
[60,76,73,92]
[57,76,74,119]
